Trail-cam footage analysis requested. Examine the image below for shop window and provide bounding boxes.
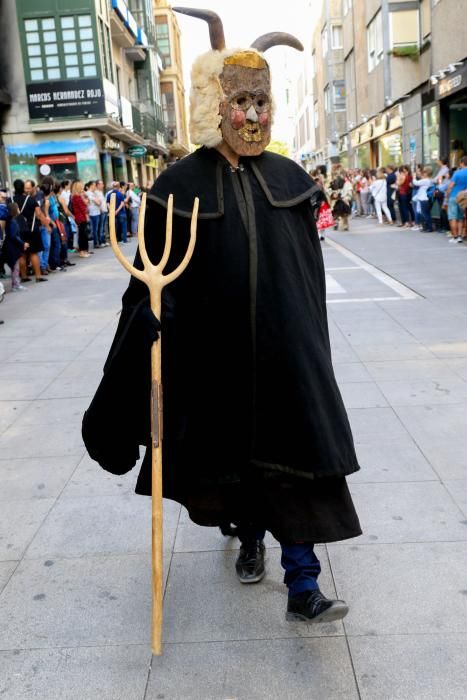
[331,25,343,50]
[367,11,383,72]
[422,105,440,166]
[378,131,403,167]
[321,25,328,58]
[389,9,420,50]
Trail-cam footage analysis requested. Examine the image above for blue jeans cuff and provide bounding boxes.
[288,579,320,597]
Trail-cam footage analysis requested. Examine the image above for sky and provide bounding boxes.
[173,0,321,143]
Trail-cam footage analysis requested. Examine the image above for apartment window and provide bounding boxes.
[24,17,60,80]
[61,15,97,78]
[333,81,346,111]
[343,0,352,16]
[24,14,97,82]
[314,102,319,129]
[321,25,328,57]
[98,18,113,82]
[155,17,171,68]
[367,11,383,72]
[331,25,343,50]
[161,81,176,140]
[324,84,330,114]
[389,8,420,50]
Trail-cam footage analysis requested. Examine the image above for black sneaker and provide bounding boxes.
[286,589,349,623]
[235,540,265,584]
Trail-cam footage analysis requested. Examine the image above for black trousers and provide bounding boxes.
[78,221,89,252]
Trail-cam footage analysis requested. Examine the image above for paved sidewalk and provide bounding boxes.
[0,221,466,699]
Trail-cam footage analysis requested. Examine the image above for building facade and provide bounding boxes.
[343,0,466,169]
[1,0,169,189]
[309,0,346,168]
[153,0,189,159]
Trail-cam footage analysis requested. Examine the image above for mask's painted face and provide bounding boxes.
[219,54,272,156]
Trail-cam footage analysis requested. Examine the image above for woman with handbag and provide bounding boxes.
[370,169,393,225]
[71,181,90,258]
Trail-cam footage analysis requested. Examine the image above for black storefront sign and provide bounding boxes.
[26,78,106,119]
[435,63,467,101]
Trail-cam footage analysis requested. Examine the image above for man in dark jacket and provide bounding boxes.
[83,8,361,624]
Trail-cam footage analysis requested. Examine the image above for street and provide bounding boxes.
[1,219,467,699]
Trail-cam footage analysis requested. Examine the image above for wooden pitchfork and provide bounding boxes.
[109,192,199,655]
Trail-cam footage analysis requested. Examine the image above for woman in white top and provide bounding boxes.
[86,181,102,248]
[370,169,393,224]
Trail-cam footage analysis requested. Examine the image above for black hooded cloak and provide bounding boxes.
[83,147,361,543]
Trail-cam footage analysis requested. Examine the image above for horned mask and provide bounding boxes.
[173,7,303,156]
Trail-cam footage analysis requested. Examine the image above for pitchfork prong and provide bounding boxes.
[158,194,174,273]
[109,194,147,284]
[137,193,152,272]
[163,197,199,286]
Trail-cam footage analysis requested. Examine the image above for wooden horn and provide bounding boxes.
[251,32,304,53]
[172,7,226,50]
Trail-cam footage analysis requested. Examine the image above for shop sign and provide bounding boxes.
[438,74,463,98]
[103,137,121,151]
[127,145,147,157]
[26,78,105,119]
[37,154,77,165]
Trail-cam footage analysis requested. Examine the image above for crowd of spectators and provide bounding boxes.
[310,157,467,243]
[0,178,143,299]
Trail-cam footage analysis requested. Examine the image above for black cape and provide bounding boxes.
[82,147,361,543]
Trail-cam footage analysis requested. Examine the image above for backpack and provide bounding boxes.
[426,185,435,200]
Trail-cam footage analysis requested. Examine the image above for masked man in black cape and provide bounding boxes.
[83,8,362,623]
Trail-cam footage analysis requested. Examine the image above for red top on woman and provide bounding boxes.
[71,194,88,224]
[398,174,412,196]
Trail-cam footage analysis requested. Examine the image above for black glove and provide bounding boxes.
[134,297,161,344]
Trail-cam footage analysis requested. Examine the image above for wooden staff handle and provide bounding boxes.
[109,192,199,655]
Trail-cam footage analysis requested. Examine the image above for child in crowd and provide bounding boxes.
[3,202,29,291]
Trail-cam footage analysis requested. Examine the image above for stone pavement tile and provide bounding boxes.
[163,547,342,643]
[0,401,29,435]
[333,362,373,383]
[349,438,438,483]
[338,328,416,347]
[0,562,17,595]
[0,554,152,648]
[61,452,140,497]
[352,343,435,362]
[0,645,152,700]
[0,456,80,501]
[0,318,59,338]
[348,634,467,700]
[364,359,460,382]
[12,396,89,427]
[443,357,467,381]
[0,499,54,561]
[349,481,467,544]
[147,637,358,700]
[444,481,467,517]
[377,377,467,407]
[327,542,467,635]
[25,495,180,559]
[174,507,279,553]
[339,382,388,409]
[0,422,85,459]
[39,360,103,399]
[0,337,30,363]
[330,343,361,364]
[428,341,467,358]
[0,361,69,400]
[347,407,408,444]
[393,405,467,479]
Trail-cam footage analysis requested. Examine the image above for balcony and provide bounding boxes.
[110,0,144,56]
